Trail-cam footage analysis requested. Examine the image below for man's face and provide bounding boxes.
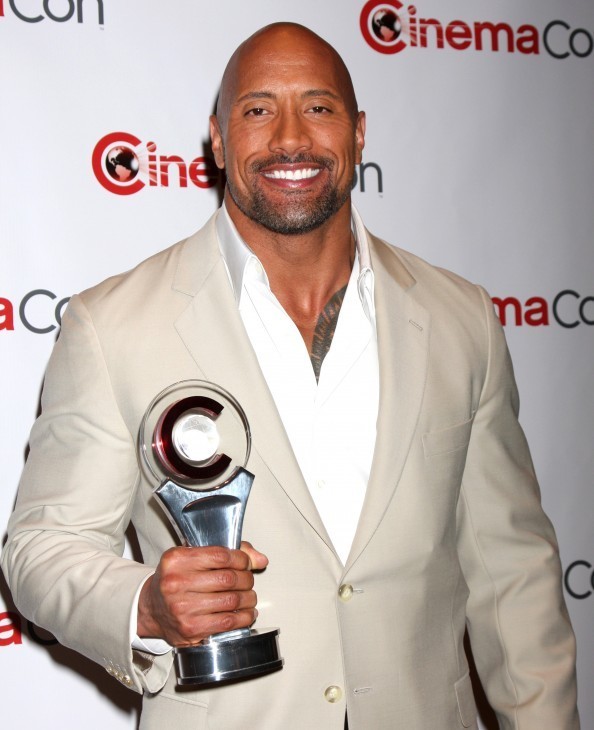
[210,28,365,235]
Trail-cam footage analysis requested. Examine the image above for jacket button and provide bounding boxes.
[338,584,353,602]
[324,685,343,703]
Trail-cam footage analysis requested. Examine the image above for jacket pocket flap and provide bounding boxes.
[422,415,474,457]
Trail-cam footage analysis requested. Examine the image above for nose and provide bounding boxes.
[268,110,312,156]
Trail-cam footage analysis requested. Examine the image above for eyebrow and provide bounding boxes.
[235,89,341,104]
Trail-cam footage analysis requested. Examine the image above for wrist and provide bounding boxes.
[136,574,162,639]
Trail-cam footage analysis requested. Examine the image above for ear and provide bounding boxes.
[209,115,225,170]
[355,111,366,164]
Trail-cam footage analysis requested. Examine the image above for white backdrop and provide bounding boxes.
[1,1,592,727]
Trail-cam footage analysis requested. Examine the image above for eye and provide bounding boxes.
[245,107,269,117]
[308,105,332,114]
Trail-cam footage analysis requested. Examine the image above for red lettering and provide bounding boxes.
[147,141,158,186]
[475,22,514,52]
[0,611,22,646]
[159,155,188,187]
[0,297,14,331]
[409,4,418,47]
[524,297,549,326]
[516,24,540,54]
[492,296,522,326]
[92,131,144,196]
[492,296,553,326]
[189,157,218,189]
[445,21,472,50]
[363,7,546,58]
[419,18,445,49]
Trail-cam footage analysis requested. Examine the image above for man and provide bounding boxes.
[2,22,579,730]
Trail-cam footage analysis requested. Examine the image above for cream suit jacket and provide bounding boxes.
[3,210,579,729]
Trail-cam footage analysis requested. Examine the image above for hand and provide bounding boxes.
[137,541,268,646]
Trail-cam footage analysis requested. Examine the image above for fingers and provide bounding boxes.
[181,587,258,615]
[136,544,268,647]
[162,567,256,601]
[159,547,256,593]
[172,604,259,647]
[241,541,269,571]
[162,544,263,572]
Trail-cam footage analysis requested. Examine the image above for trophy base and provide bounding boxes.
[175,628,283,686]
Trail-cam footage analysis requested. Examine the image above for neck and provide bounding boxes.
[224,192,355,354]
[225,193,354,306]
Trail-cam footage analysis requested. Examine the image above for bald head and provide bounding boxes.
[209,21,366,238]
[215,23,359,129]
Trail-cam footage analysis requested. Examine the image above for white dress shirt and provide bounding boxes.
[216,203,379,564]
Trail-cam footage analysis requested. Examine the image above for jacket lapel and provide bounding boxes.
[345,233,430,572]
[171,213,335,552]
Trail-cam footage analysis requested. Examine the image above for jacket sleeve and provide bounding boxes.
[1,294,173,694]
[456,286,579,729]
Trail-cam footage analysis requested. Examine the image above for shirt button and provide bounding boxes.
[317,479,326,489]
[338,584,354,602]
[324,685,343,703]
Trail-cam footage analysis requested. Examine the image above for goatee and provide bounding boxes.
[226,153,353,235]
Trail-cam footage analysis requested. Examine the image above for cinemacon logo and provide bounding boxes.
[2,289,593,334]
[0,0,104,24]
[360,1,594,59]
[492,292,594,328]
[92,132,219,196]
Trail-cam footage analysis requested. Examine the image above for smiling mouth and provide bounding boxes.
[262,168,321,181]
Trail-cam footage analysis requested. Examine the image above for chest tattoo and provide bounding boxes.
[310,285,347,381]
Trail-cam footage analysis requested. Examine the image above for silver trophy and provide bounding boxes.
[138,380,283,686]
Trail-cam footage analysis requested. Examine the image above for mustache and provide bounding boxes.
[250,153,334,173]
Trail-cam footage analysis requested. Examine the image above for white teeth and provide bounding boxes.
[264,168,321,181]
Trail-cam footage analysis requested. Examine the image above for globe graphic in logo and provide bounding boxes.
[372,9,402,42]
[105,144,140,183]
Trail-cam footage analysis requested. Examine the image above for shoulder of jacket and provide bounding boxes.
[369,232,483,300]
[77,213,218,310]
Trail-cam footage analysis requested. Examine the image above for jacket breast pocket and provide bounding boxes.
[422,415,474,458]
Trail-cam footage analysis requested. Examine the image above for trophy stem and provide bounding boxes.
[154,468,254,549]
